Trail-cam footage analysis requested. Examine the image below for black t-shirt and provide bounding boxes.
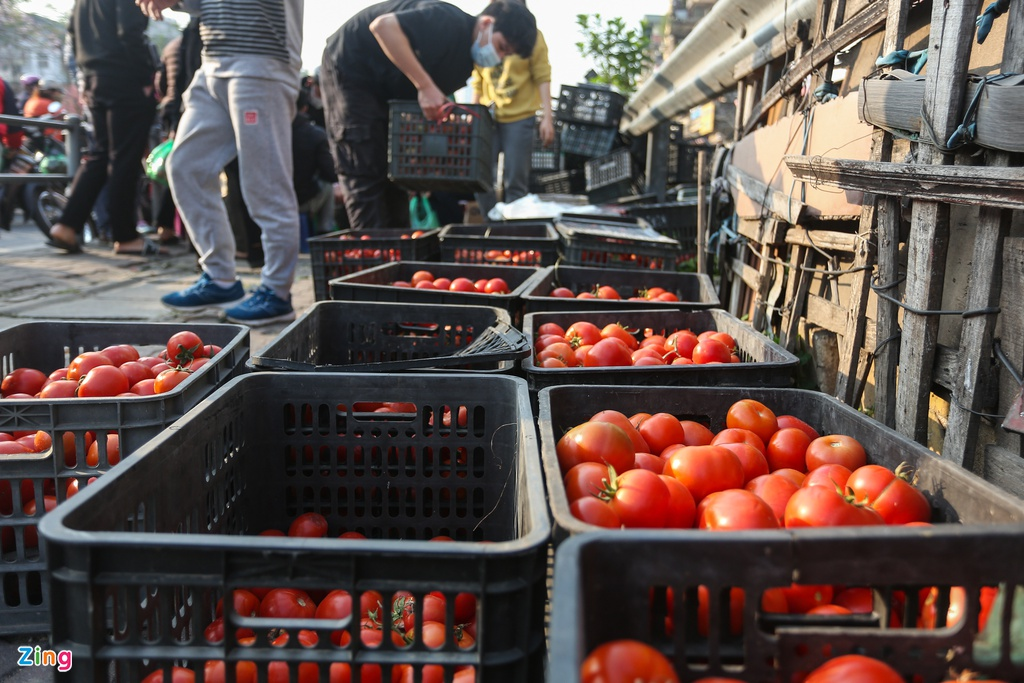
[325,0,476,100]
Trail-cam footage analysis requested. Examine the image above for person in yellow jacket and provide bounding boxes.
[470,1,553,217]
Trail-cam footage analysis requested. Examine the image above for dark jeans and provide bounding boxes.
[59,87,156,243]
[320,58,408,229]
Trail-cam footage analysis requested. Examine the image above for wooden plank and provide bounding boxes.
[743,1,888,134]
[696,150,708,275]
[752,241,775,331]
[943,1,1024,468]
[895,0,980,444]
[780,246,811,351]
[730,257,761,292]
[785,227,859,252]
[732,19,806,81]
[978,445,1024,498]
[726,165,806,224]
[995,238,1024,455]
[783,156,1024,211]
[806,294,847,334]
[835,187,877,404]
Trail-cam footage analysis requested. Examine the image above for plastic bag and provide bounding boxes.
[409,193,440,229]
[144,139,174,186]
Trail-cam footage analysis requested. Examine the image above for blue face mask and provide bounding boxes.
[471,24,502,68]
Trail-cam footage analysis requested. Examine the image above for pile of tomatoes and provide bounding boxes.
[450,247,542,265]
[547,283,681,301]
[534,321,741,368]
[327,230,430,263]
[0,330,220,405]
[390,269,510,294]
[580,641,1000,683]
[143,512,478,683]
[556,398,931,530]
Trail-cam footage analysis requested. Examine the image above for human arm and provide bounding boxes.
[369,13,447,120]
[135,0,182,22]
[469,67,483,106]
[538,81,554,146]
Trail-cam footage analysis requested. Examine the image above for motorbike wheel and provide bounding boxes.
[34,189,66,237]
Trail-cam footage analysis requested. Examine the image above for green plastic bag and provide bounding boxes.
[144,139,174,186]
[409,193,440,229]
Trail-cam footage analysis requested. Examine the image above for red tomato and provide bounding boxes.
[832,587,874,614]
[85,433,120,468]
[633,451,666,473]
[141,668,196,683]
[846,465,931,525]
[536,322,566,338]
[259,588,316,619]
[1,368,48,397]
[677,420,714,446]
[154,368,192,393]
[570,496,621,528]
[659,475,696,528]
[0,441,31,454]
[119,361,155,388]
[766,427,813,473]
[784,485,885,528]
[808,604,851,615]
[67,351,114,381]
[781,584,835,614]
[583,338,633,367]
[556,421,635,476]
[606,468,669,528]
[776,414,821,441]
[665,445,744,504]
[806,434,867,471]
[803,654,903,683]
[698,489,780,530]
[414,280,437,290]
[711,427,766,455]
[580,639,679,683]
[565,321,603,347]
[410,270,434,285]
[316,589,354,646]
[77,365,129,398]
[802,464,852,491]
[449,277,477,292]
[595,285,620,300]
[637,413,686,456]
[131,379,158,396]
[715,441,769,484]
[217,588,261,618]
[551,286,575,298]
[288,512,329,538]
[590,410,650,454]
[694,585,745,637]
[166,331,206,367]
[774,468,806,487]
[432,277,452,291]
[484,277,509,294]
[22,495,57,548]
[667,331,699,359]
[725,399,778,445]
[600,323,639,350]
[100,344,140,366]
[691,338,731,364]
[564,462,611,503]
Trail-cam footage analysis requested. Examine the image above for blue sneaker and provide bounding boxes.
[225,284,296,326]
[161,272,245,312]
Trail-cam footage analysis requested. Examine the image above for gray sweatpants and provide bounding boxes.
[475,116,536,217]
[169,70,299,299]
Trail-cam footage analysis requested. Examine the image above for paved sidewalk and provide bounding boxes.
[0,217,317,681]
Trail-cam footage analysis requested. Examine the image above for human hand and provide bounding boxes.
[135,0,176,21]
[539,115,555,147]
[417,85,449,122]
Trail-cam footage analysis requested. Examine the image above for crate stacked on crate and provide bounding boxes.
[0,321,249,635]
[529,116,563,193]
[522,308,798,393]
[624,199,700,254]
[534,167,585,196]
[556,84,625,158]
[521,264,719,314]
[584,148,638,204]
[250,300,530,374]
[388,101,494,193]
[41,372,550,682]
[555,215,683,270]
[438,221,559,267]
[308,228,441,301]
[539,385,1024,682]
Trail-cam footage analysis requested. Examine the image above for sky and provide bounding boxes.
[18,0,672,95]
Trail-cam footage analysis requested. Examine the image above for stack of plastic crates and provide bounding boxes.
[556,85,625,158]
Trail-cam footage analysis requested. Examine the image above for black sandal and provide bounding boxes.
[45,236,83,254]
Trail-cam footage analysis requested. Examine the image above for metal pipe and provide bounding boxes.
[623,0,817,136]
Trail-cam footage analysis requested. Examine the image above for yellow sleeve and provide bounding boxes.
[530,31,552,85]
[469,66,484,100]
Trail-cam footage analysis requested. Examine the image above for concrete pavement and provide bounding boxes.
[0,216,317,681]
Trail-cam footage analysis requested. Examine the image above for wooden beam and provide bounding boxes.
[895,0,979,444]
[697,150,708,275]
[730,257,761,292]
[726,165,806,224]
[785,227,859,252]
[943,1,1024,469]
[806,294,847,335]
[783,156,1024,211]
[995,238,1024,455]
[780,246,813,351]
[867,0,912,427]
[742,1,888,134]
[732,19,807,82]
[978,445,1024,498]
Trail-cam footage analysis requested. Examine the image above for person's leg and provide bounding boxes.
[49,94,110,249]
[499,116,536,206]
[108,96,158,251]
[167,71,240,283]
[474,119,504,218]
[230,76,299,303]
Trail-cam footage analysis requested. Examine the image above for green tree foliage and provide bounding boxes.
[574,13,652,96]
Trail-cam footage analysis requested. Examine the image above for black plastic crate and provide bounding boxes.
[521,265,719,314]
[41,373,549,682]
[308,228,441,301]
[388,101,494,193]
[555,84,626,126]
[438,221,559,267]
[559,123,619,158]
[521,309,798,393]
[328,261,542,327]
[584,148,637,204]
[531,117,561,172]
[556,216,683,270]
[624,200,700,250]
[534,168,585,195]
[537,385,1024,546]
[251,300,529,373]
[0,321,249,635]
[550,528,1024,683]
